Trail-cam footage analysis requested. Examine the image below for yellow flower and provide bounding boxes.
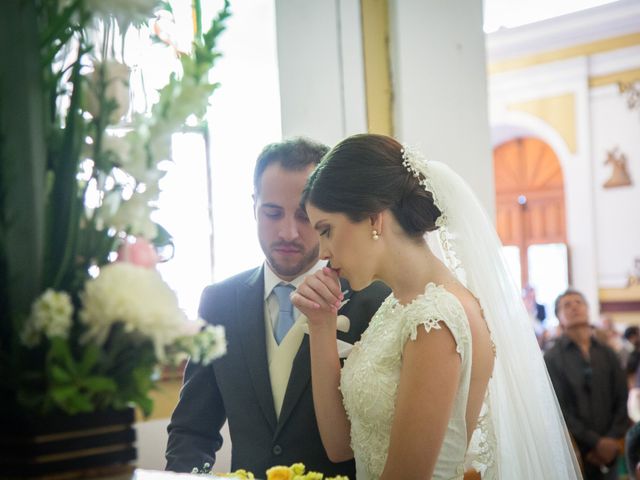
[213,471,255,479]
[290,463,306,476]
[232,470,255,479]
[299,472,323,480]
[266,465,293,480]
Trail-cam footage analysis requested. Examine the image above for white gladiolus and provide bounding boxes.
[87,0,161,31]
[80,263,187,360]
[102,132,148,180]
[21,290,74,347]
[85,60,131,125]
[94,189,122,231]
[108,191,158,239]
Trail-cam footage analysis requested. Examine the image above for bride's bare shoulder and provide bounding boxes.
[446,285,491,338]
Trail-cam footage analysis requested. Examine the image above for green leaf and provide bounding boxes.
[40,0,83,49]
[135,394,154,418]
[50,365,72,384]
[67,393,93,413]
[79,344,99,375]
[47,43,86,290]
[50,385,77,403]
[0,0,46,323]
[152,223,173,249]
[49,337,77,375]
[83,376,117,394]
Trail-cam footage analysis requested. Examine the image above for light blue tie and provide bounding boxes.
[273,284,295,344]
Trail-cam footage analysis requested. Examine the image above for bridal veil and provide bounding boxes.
[407,151,582,479]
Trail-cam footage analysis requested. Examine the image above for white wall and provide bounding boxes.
[590,82,640,287]
[274,0,495,219]
[389,0,495,215]
[274,0,367,146]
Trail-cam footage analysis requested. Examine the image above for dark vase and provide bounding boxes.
[0,407,137,479]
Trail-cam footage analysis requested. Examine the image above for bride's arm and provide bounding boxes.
[292,268,354,462]
[380,325,461,480]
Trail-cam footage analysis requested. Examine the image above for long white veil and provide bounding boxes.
[413,156,582,479]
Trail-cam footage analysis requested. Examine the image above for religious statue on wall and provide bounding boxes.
[603,147,633,188]
[619,81,640,113]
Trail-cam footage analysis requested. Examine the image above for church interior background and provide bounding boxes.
[109,0,640,470]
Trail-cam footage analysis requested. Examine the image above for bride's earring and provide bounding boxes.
[371,230,380,241]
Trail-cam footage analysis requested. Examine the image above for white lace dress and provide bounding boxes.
[340,283,495,480]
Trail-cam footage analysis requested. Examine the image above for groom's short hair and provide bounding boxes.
[253,137,328,193]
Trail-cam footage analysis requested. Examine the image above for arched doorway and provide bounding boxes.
[493,137,568,296]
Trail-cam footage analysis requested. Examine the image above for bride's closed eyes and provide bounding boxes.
[314,222,331,238]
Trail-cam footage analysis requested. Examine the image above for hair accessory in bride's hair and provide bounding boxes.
[400,144,462,273]
[400,145,441,212]
[400,145,427,188]
[401,147,421,178]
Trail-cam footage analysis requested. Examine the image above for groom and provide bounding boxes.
[165,138,389,477]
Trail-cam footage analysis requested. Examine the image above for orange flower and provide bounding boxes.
[266,465,293,480]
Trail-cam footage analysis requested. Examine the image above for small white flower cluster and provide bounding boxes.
[21,290,74,347]
[79,262,189,360]
[185,324,227,366]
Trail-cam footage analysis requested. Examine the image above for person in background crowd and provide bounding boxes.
[621,326,640,377]
[523,284,547,347]
[594,315,624,356]
[545,289,630,480]
[625,422,640,479]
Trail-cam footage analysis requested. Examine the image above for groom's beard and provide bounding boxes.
[266,242,320,279]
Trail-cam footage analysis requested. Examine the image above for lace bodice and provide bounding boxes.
[340,283,495,480]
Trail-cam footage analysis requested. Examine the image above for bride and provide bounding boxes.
[291,134,582,479]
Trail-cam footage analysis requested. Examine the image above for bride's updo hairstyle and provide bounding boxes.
[302,133,441,238]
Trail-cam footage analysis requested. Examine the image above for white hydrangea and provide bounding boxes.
[21,290,74,347]
[79,262,188,360]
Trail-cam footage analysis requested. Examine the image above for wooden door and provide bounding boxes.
[493,137,566,286]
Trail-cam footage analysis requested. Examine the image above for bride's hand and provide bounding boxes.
[291,267,343,328]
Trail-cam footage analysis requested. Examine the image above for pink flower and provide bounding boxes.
[117,237,159,269]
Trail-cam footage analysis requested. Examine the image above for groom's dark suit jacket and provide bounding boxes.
[165,266,390,477]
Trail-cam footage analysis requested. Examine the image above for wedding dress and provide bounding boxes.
[339,153,582,479]
[341,283,493,480]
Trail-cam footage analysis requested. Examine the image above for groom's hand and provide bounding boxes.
[291,267,344,328]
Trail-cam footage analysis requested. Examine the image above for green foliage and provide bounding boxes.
[45,339,117,414]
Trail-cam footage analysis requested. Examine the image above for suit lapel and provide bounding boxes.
[275,333,311,437]
[238,267,277,432]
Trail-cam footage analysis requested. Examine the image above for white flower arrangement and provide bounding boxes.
[1,0,231,417]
